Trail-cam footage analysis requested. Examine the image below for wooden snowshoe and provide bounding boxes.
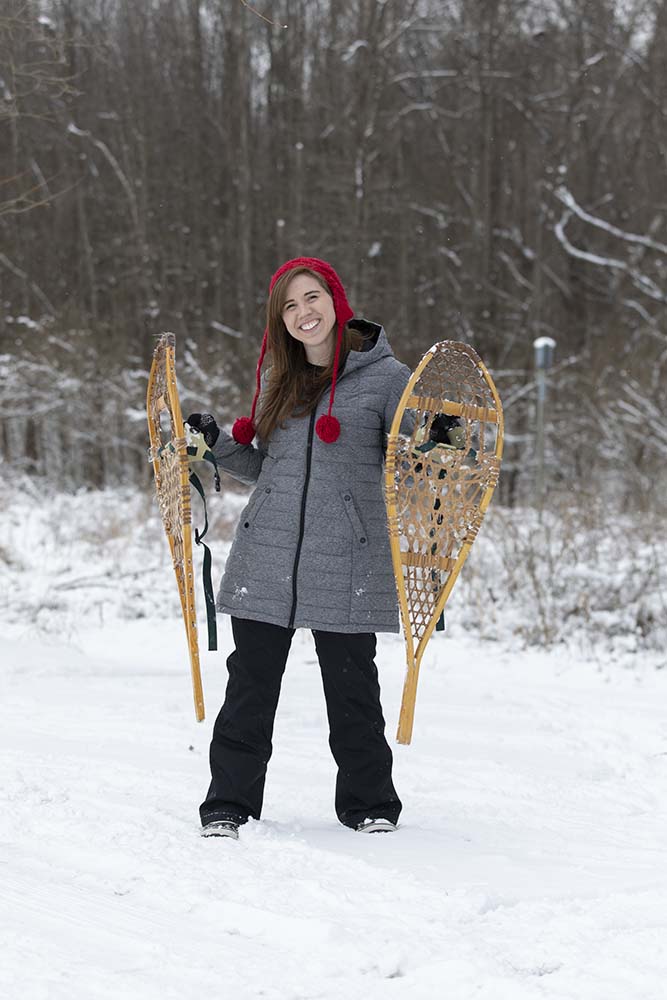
[385,341,504,744]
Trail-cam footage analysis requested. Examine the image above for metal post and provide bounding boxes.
[533,337,556,506]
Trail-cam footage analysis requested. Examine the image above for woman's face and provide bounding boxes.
[281,272,337,365]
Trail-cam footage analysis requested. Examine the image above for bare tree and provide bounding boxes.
[0,0,665,513]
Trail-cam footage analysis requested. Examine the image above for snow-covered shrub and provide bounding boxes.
[1,479,664,663]
[450,500,666,658]
[0,476,246,637]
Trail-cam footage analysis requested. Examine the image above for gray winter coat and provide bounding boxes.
[211,320,411,633]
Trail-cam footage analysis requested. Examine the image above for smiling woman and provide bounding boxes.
[187,256,414,840]
[281,273,337,365]
[240,259,366,446]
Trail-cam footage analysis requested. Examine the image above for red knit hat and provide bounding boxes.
[232,257,354,445]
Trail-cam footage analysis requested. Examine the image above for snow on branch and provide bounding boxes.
[553,195,667,306]
[386,102,434,128]
[390,70,458,84]
[341,40,369,63]
[555,186,667,256]
[616,379,667,450]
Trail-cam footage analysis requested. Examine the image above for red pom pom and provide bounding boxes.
[232,416,256,445]
[316,414,340,443]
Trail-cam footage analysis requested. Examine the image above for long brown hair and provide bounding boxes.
[254,267,364,441]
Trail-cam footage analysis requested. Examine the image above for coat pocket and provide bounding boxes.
[340,489,369,547]
[241,484,274,530]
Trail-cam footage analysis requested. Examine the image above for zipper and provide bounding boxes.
[288,408,317,628]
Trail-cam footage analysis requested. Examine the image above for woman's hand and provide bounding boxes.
[186,413,220,447]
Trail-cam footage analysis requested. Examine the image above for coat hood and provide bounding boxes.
[339,319,394,380]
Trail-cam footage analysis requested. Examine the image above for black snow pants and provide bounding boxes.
[199,616,402,829]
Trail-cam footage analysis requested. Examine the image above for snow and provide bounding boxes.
[14,316,40,329]
[2,484,667,998]
[210,320,243,339]
[555,186,667,255]
[66,122,89,137]
[341,40,369,63]
[533,336,556,349]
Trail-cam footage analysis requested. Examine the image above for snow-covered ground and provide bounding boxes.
[2,484,666,998]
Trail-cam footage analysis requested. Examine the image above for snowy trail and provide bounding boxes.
[2,619,666,999]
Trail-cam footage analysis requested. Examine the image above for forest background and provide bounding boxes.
[1,0,666,652]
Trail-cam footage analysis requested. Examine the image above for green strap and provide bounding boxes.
[157,438,220,651]
[187,446,220,653]
[429,537,446,633]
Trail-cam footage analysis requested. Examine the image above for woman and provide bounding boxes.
[188,257,412,840]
